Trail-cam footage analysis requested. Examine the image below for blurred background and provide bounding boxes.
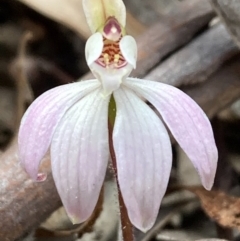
[1,0,240,240]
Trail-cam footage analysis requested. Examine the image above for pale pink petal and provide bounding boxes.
[18,80,100,180]
[125,78,218,190]
[113,87,172,232]
[51,89,110,223]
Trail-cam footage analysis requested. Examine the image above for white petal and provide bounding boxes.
[51,88,110,223]
[120,35,137,69]
[18,80,100,180]
[82,0,126,33]
[125,78,218,190]
[85,32,103,66]
[113,87,172,232]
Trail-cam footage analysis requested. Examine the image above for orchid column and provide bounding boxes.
[18,0,218,239]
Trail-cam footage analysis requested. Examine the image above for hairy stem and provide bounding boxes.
[108,96,134,241]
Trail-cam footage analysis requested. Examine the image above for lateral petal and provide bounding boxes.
[113,87,172,232]
[51,89,110,223]
[18,80,100,180]
[120,35,137,69]
[125,78,218,190]
[85,32,103,66]
[82,0,126,33]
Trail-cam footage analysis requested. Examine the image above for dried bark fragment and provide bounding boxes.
[184,55,240,118]
[196,239,228,241]
[146,24,239,87]
[0,142,61,240]
[211,0,240,48]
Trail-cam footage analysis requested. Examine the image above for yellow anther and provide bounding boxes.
[104,53,109,60]
[114,54,120,63]
[104,53,109,65]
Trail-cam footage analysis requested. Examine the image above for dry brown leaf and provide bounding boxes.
[17,0,145,38]
[186,186,240,231]
[18,0,90,38]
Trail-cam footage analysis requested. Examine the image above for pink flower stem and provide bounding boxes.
[108,120,134,241]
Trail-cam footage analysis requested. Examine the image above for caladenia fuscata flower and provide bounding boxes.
[18,0,218,233]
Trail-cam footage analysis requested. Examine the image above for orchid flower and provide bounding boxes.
[18,0,218,232]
